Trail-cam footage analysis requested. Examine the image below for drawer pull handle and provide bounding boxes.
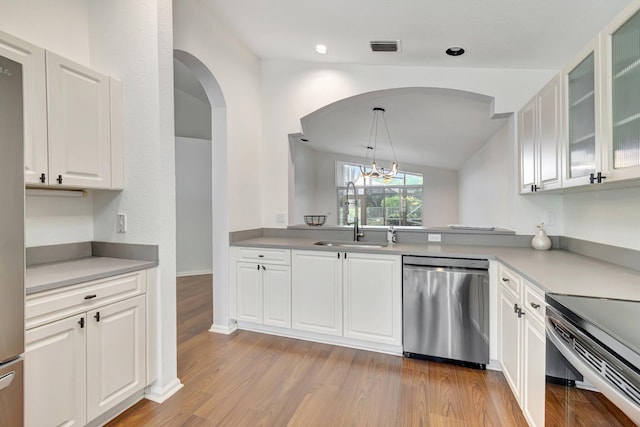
[530,302,541,309]
[94,312,100,322]
[78,317,85,328]
[258,255,264,258]
[501,277,509,282]
[84,294,97,300]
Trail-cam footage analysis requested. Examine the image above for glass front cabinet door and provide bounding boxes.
[562,37,603,188]
[602,4,640,182]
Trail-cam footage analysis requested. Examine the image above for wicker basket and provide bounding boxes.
[304,215,327,226]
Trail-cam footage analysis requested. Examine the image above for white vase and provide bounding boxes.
[531,224,552,251]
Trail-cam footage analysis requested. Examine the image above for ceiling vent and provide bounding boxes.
[370,40,400,53]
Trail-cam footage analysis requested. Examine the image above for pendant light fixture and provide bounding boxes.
[360,107,399,179]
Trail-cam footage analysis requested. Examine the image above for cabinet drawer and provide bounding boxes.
[524,282,546,325]
[26,270,146,329]
[498,264,522,298]
[237,247,291,265]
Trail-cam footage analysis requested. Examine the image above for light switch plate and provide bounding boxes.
[117,213,127,233]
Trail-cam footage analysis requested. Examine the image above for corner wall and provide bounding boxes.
[263,59,558,228]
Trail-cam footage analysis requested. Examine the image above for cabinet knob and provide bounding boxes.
[39,173,46,183]
[513,303,519,313]
[84,294,97,300]
[94,312,100,322]
[517,307,525,318]
[262,265,266,271]
[530,302,541,309]
[56,174,63,184]
[78,317,85,328]
[597,172,607,183]
[501,277,509,282]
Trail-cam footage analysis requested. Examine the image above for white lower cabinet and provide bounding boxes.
[291,250,342,336]
[86,296,146,421]
[291,250,401,345]
[233,248,292,328]
[25,315,86,427]
[25,271,150,427]
[343,252,401,345]
[498,263,546,427]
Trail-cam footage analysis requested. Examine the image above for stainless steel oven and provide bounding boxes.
[545,294,640,426]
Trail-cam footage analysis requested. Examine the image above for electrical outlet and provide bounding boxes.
[544,212,556,226]
[117,213,127,233]
[428,234,442,242]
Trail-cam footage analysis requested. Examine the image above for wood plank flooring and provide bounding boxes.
[108,274,528,427]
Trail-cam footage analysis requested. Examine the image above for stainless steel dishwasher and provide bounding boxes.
[403,256,490,369]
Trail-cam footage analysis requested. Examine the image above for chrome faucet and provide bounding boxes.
[346,181,364,241]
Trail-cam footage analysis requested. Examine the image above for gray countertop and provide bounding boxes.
[26,256,156,295]
[231,237,640,302]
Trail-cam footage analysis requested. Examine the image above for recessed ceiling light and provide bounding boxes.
[446,47,465,57]
[315,44,328,54]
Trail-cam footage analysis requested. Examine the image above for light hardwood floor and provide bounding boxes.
[107,274,528,426]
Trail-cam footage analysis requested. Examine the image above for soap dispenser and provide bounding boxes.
[387,225,397,244]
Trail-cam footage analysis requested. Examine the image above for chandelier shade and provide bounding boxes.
[360,107,399,179]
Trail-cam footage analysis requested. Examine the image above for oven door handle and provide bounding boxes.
[546,318,640,425]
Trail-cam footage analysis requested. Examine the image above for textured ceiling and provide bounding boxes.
[201,0,632,68]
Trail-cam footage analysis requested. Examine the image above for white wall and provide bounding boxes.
[174,89,211,140]
[263,59,558,228]
[0,0,90,65]
[563,187,640,250]
[175,137,213,275]
[459,120,563,236]
[173,0,263,232]
[86,0,180,400]
[25,193,94,246]
[292,146,459,227]
[0,1,95,247]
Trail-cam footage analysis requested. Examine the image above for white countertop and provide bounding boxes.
[231,237,640,301]
[26,256,156,294]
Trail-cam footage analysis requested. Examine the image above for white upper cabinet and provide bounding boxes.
[519,75,562,193]
[562,37,604,188]
[0,30,123,189]
[46,52,112,188]
[601,2,640,182]
[0,30,48,186]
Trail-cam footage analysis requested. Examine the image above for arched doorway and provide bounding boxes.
[173,49,230,337]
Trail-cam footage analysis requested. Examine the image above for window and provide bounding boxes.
[336,162,423,227]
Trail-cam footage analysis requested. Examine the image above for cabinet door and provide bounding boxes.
[563,41,601,187]
[86,295,146,422]
[343,253,401,345]
[263,264,291,328]
[292,250,342,336]
[499,287,522,402]
[25,315,86,427]
[519,97,537,193]
[538,75,562,190]
[46,51,111,188]
[236,262,264,323]
[523,316,546,427]
[0,30,48,185]
[602,6,640,181]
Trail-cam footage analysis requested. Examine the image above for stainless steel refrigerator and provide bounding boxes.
[0,53,25,426]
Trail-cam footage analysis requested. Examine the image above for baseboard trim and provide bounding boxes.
[176,270,213,278]
[144,378,184,403]
[209,322,237,335]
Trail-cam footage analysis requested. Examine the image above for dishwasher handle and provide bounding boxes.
[403,256,489,270]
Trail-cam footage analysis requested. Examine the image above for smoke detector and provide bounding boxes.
[370,40,401,53]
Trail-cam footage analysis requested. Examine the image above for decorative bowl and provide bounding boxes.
[304,215,327,226]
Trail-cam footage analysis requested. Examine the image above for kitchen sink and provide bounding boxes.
[313,240,388,248]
